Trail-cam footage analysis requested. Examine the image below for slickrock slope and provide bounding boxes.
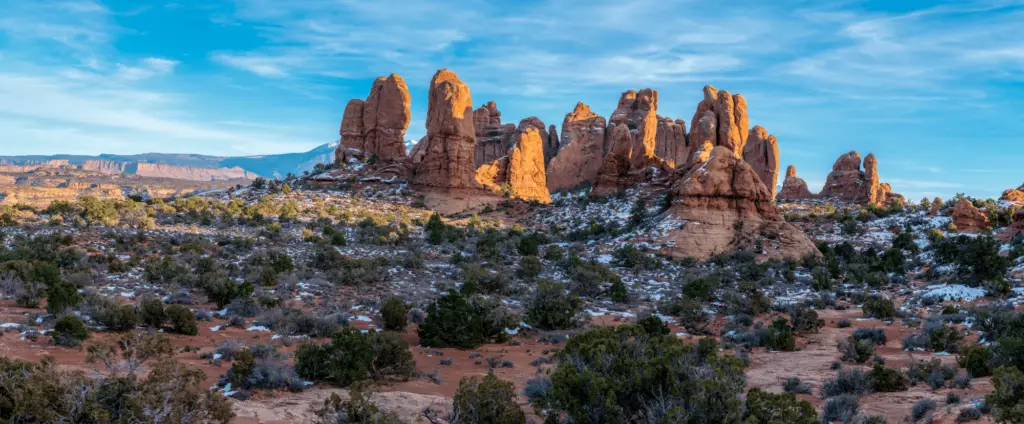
[473,102,515,167]
[654,146,818,261]
[475,127,551,203]
[688,85,748,160]
[742,126,780,198]
[545,102,608,193]
[410,69,479,189]
[952,198,990,233]
[654,116,687,168]
[819,151,902,205]
[777,165,816,200]
[133,163,252,181]
[592,89,670,197]
[335,74,412,164]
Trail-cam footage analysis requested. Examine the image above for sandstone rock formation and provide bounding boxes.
[777,165,816,200]
[654,146,819,261]
[687,86,748,161]
[951,198,990,233]
[410,69,478,189]
[742,126,780,197]
[513,117,559,166]
[818,151,902,205]
[473,102,516,167]
[81,160,126,174]
[546,102,608,192]
[929,197,942,216]
[591,89,669,196]
[998,209,1024,242]
[1001,184,1024,204]
[546,124,559,166]
[475,127,551,203]
[654,116,687,167]
[335,74,411,164]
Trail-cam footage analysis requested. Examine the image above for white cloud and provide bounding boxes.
[115,57,179,81]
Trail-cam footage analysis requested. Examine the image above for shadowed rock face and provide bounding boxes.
[777,165,816,200]
[546,102,607,193]
[655,116,687,168]
[475,127,551,203]
[473,102,514,167]
[654,146,819,261]
[952,198,990,233]
[335,74,411,163]
[591,89,669,197]
[742,126,780,198]
[411,69,478,189]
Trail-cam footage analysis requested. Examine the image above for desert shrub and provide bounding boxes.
[838,319,852,328]
[839,337,876,363]
[765,318,796,351]
[215,340,246,361]
[957,407,983,422]
[427,372,526,424]
[202,277,254,309]
[45,279,82,314]
[637,315,670,336]
[744,389,819,424]
[295,328,414,387]
[227,348,304,392]
[52,315,89,347]
[783,377,813,394]
[536,325,745,424]
[166,305,198,336]
[518,256,542,280]
[93,302,141,332]
[867,364,909,392]
[822,395,860,424]
[254,307,341,338]
[225,298,262,318]
[987,366,1024,423]
[790,304,824,333]
[607,279,629,303]
[612,244,660,270]
[947,392,961,404]
[957,344,992,377]
[137,295,166,328]
[911,399,936,422]
[821,369,871,397]
[862,297,896,319]
[852,327,888,345]
[380,296,409,332]
[543,245,563,261]
[563,256,620,297]
[525,280,582,331]
[523,374,553,404]
[313,384,401,424]
[419,291,514,348]
[682,276,716,301]
[660,296,711,335]
[926,322,964,353]
[907,359,957,387]
[932,234,1011,285]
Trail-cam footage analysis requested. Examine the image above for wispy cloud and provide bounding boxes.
[116,58,179,81]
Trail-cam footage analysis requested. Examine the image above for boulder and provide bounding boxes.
[654,116,687,168]
[546,102,607,192]
[929,197,942,216]
[335,74,411,163]
[952,198,990,233]
[410,69,478,189]
[777,165,816,200]
[592,89,668,196]
[742,126,780,197]
[475,127,551,203]
[654,146,819,261]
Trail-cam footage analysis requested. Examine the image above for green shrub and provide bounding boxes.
[868,364,909,392]
[45,279,82,315]
[435,372,526,424]
[607,279,629,303]
[838,336,876,363]
[380,296,409,332]
[862,296,896,319]
[295,328,414,387]
[525,280,583,331]
[682,277,715,300]
[765,318,796,351]
[987,366,1024,423]
[229,348,255,387]
[313,384,401,424]
[202,278,254,309]
[956,344,992,377]
[517,233,542,256]
[166,305,198,336]
[52,316,89,347]
[138,295,166,328]
[543,245,563,261]
[517,256,542,280]
[418,291,514,348]
[743,389,818,424]
[95,303,141,332]
[821,369,871,397]
[789,304,824,333]
[637,315,670,336]
[538,325,745,424]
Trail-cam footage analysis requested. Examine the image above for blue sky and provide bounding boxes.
[1,0,1022,200]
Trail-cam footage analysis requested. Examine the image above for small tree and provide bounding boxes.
[743,389,818,424]
[52,315,90,347]
[427,372,525,424]
[138,295,166,328]
[166,305,198,336]
[45,279,82,315]
[380,296,409,332]
[295,328,414,387]
[418,291,513,349]
[987,366,1024,423]
[526,280,582,331]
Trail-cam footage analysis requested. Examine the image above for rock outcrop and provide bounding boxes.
[777,165,816,200]
[952,198,990,233]
[654,116,687,168]
[998,209,1024,242]
[742,126,780,197]
[410,69,478,189]
[473,102,516,167]
[546,102,608,192]
[591,89,669,196]
[929,197,942,216]
[545,124,559,166]
[1001,184,1024,204]
[687,86,748,162]
[335,74,412,164]
[514,117,560,166]
[475,127,551,203]
[654,146,819,261]
[133,163,253,181]
[81,160,127,174]
[818,151,902,205]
